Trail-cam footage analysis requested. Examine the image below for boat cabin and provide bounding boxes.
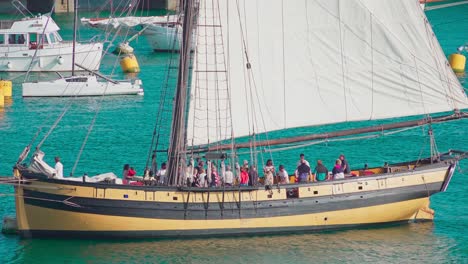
[0,15,63,49]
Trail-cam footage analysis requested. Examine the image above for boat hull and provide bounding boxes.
[22,76,143,97]
[0,43,103,72]
[14,164,452,238]
[17,197,433,238]
[145,24,195,52]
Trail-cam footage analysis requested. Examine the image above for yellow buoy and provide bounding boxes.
[0,80,12,97]
[120,54,140,73]
[449,53,466,73]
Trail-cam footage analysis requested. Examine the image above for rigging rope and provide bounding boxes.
[235,124,427,155]
[71,2,141,176]
[146,7,185,170]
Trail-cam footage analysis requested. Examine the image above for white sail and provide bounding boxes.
[187,0,468,147]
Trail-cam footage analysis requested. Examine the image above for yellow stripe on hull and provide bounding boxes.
[17,197,432,233]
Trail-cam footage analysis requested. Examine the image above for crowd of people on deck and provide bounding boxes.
[122,153,358,187]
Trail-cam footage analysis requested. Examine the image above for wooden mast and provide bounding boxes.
[190,112,468,153]
[166,0,195,185]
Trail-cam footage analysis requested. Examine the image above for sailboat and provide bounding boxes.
[21,0,143,97]
[9,0,468,238]
[82,13,193,52]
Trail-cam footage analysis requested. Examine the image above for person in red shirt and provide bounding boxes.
[240,166,249,186]
[127,167,136,177]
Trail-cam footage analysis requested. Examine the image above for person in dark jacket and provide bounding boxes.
[339,154,351,174]
[248,165,258,186]
[296,160,311,183]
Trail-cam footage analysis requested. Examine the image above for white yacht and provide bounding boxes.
[82,14,185,52]
[0,15,103,72]
[143,20,183,52]
[22,75,143,97]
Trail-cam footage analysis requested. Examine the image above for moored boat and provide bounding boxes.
[22,75,143,97]
[0,15,102,72]
[21,0,143,97]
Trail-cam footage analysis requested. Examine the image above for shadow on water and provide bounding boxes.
[3,222,461,263]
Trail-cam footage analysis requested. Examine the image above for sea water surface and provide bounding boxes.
[0,4,468,264]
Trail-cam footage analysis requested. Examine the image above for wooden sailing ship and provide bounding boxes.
[11,0,468,238]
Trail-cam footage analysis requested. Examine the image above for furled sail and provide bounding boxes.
[187,0,468,147]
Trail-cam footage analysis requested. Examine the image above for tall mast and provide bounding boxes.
[71,0,78,76]
[166,0,195,185]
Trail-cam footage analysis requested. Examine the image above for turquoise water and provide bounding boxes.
[0,5,467,263]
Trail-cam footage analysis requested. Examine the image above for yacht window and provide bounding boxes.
[29,33,37,43]
[7,34,26,45]
[0,34,4,44]
[38,34,49,45]
[54,32,63,42]
[7,34,18,44]
[17,34,26,44]
[48,33,56,44]
[65,77,88,82]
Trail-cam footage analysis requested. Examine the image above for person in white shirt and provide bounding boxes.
[54,156,63,178]
[157,162,167,185]
[224,165,234,186]
[296,153,310,167]
[277,164,289,184]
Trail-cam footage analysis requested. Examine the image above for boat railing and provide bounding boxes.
[76,35,103,44]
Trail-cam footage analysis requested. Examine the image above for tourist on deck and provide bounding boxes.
[243,160,249,170]
[210,164,220,187]
[339,154,351,174]
[297,153,310,167]
[191,167,199,187]
[198,168,207,187]
[128,167,136,177]
[240,166,249,186]
[313,160,329,181]
[54,156,63,179]
[248,165,258,186]
[332,159,345,180]
[122,164,129,178]
[234,162,241,185]
[186,161,194,186]
[224,165,234,187]
[264,159,275,185]
[157,162,167,185]
[296,160,311,183]
[196,160,205,172]
[277,165,289,184]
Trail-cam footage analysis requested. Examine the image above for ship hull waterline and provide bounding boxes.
[14,164,454,238]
